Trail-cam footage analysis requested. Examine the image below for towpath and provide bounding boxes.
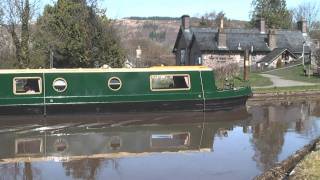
[255,74,316,88]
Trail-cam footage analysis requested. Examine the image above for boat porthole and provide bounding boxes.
[108,77,122,91]
[52,78,68,92]
[53,138,69,153]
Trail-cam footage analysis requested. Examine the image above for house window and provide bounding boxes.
[108,77,122,91]
[180,49,186,65]
[52,78,67,92]
[150,74,191,91]
[13,77,42,95]
[197,57,202,65]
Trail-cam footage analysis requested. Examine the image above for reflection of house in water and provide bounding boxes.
[247,100,320,170]
[248,100,320,133]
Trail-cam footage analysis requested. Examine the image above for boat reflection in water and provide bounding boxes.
[0,108,250,161]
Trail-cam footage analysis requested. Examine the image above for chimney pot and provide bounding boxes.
[181,15,190,30]
[268,29,277,50]
[220,16,224,30]
[256,18,265,34]
[298,17,307,34]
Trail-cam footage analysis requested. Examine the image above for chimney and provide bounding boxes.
[220,16,224,29]
[298,17,307,34]
[218,16,227,48]
[268,28,277,50]
[256,18,265,34]
[181,15,190,30]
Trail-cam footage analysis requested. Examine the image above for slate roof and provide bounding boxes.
[175,27,311,54]
[257,48,297,63]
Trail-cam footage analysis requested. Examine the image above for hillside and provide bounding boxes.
[113,17,249,66]
[0,17,249,68]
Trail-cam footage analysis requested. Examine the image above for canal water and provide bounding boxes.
[1,98,320,180]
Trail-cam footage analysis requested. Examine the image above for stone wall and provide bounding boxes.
[202,53,242,69]
[202,53,266,69]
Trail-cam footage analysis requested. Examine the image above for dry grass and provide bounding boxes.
[290,151,320,180]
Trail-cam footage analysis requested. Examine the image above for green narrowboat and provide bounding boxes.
[0,66,252,115]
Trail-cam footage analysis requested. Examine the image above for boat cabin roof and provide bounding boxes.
[0,66,212,74]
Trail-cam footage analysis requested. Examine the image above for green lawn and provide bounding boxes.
[248,72,273,87]
[233,72,273,87]
[215,73,272,89]
[267,65,320,83]
[290,150,320,180]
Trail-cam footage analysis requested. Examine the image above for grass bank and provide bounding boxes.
[290,150,320,180]
[232,72,273,88]
[267,65,320,84]
[248,73,273,87]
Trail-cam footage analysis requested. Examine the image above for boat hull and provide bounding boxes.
[0,96,249,115]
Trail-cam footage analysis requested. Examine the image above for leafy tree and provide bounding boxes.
[250,0,292,29]
[34,0,125,68]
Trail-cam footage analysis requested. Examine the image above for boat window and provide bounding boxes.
[13,77,42,95]
[150,74,191,91]
[151,132,190,148]
[53,78,67,92]
[108,77,122,91]
[15,138,43,155]
[109,136,122,151]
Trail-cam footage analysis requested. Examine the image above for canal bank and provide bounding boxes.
[252,87,320,98]
[254,137,320,180]
[289,143,320,180]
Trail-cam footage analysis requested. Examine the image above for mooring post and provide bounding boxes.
[244,49,249,81]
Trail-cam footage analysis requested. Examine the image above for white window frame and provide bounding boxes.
[13,77,42,95]
[15,138,43,155]
[150,74,191,91]
[150,132,190,149]
[108,77,122,91]
[52,78,68,92]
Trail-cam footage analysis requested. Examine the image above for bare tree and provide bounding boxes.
[0,0,39,68]
[292,1,320,31]
[199,11,230,28]
[214,63,240,88]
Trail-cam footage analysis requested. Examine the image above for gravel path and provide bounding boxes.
[256,74,316,88]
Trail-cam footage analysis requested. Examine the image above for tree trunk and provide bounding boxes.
[21,0,30,67]
[8,24,24,68]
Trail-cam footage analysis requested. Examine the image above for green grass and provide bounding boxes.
[248,72,273,87]
[290,150,320,180]
[267,65,320,83]
[232,72,273,87]
[215,72,272,89]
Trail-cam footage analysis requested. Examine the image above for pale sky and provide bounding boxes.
[41,0,319,20]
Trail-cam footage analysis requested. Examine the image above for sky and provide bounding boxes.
[42,0,319,21]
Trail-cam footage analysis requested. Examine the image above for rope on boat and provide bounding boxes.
[199,71,206,112]
[43,72,47,116]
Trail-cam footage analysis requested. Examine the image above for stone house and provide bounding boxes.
[173,15,311,70]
